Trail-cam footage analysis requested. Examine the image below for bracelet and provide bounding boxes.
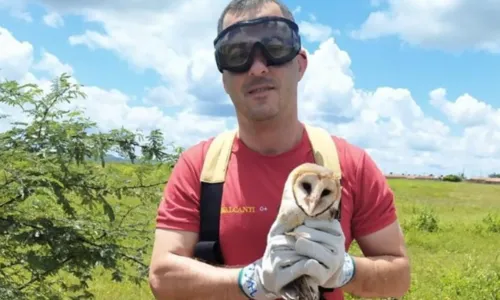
[238,263,278,300]
[339,253,356,287]
[238,263,258,299]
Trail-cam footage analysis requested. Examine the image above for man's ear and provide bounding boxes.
[222,73,229,93]
[297,48,308,81]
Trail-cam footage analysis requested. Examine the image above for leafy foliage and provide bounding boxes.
[442,174,463,182]
[413,207,440,233]
[481,213,500,233]
[0,74,180,299]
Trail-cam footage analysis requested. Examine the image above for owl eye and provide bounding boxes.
[301,182,312,194]
[321,189,331,197]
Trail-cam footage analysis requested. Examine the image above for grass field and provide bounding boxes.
[53,169,500,299]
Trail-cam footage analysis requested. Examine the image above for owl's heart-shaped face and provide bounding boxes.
[271,162,342,237]
[290,163,341,218]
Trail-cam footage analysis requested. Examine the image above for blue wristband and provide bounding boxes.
[237,262,278,300]
[339,253,356,287]
[238,263,258,299]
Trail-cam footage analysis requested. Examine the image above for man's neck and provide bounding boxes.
[237,118,303,156]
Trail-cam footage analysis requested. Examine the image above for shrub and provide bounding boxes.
[0,74,180,299]
[402,206,440,233]
[414,208,440,232]
[482,213,500,233]
[442,174,462,182]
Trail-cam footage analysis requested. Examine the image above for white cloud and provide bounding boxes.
[60,0,232,124]
[292,6,301,15]
[352,0,500,53]
[430,88,500,128]
[43,12,64,28]
[298,12,340,43]
[142,86,191,107]
[0,27,40,131]
[65,0,226,89]
[1,0,499,177]
[33,50,73,77]
[293,20,499,176]
[0,27,34,81]
[0,26,231,150]
[298,37,356,121]
[299,21,335,43]
[0,0,32,22]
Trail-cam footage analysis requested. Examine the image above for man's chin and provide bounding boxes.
[246,109,279,122]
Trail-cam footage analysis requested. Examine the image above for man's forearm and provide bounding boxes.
[341,254,411,298]
[149,252,247,300]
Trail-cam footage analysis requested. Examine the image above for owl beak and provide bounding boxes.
[304,197,318,216]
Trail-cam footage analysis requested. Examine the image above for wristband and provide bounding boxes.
[237,262,277,300]
[339,253,356,287]
[238,263,258,298]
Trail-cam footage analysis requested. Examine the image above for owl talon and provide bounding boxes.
[280,276,319,300]
[285,231,310,240]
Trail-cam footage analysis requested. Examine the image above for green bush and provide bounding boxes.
[0,74,180,299]
[401,206,440,233]
[442,174,462,182]
[414,208,440,232]
[482,213,500,233]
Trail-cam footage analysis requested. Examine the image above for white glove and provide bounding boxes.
[238,233,326,299]
[292,219,356,289]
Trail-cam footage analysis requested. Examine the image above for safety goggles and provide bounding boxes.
[213,16,302,73]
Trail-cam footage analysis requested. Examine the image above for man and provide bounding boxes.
[148,0,411,299]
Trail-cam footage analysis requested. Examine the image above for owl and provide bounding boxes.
[268,162,342,300]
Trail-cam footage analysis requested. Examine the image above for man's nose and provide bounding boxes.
[248,49,269,76]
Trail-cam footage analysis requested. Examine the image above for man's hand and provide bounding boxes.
[292,219,355,289]
[238,233,328,299]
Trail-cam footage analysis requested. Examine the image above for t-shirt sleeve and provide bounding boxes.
[155,146,204,232]
[351,149,398,239]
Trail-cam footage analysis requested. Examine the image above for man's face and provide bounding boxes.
[220,2,308,122]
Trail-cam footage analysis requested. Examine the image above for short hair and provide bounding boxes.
[217,0,295,33]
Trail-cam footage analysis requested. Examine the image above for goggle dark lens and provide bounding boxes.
[213,16,301,73]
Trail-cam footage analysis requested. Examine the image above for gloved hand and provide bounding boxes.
[238,233,326,299]
[292,219,356,289]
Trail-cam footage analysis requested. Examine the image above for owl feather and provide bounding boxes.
[269,162,342,300]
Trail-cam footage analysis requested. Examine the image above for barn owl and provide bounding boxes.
[269,162,342,300]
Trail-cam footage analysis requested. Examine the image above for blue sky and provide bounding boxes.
[0,4,161,96]
[1,0,499,176]
[3,1,499,107]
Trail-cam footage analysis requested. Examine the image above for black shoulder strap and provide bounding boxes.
[193,130,236,265]
[193,182,225,265]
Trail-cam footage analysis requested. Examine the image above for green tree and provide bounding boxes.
[0,74,179,299]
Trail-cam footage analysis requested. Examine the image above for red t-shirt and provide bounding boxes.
[156,127,397,300]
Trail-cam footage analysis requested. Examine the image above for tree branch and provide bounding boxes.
[17,256,74,291]
[0,187,32,208]
[119,253,148,269]
[75,180,167,191]
[116,204,143,229]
